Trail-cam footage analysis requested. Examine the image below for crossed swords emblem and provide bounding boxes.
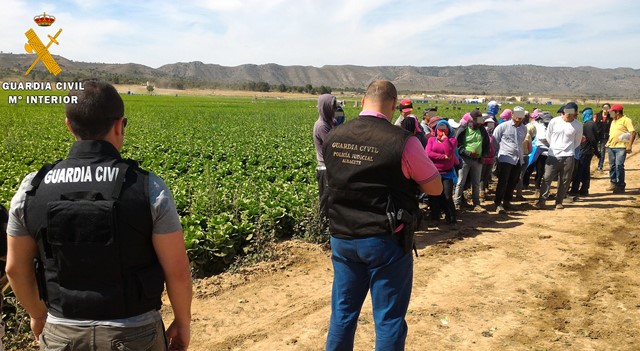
[24,28,62,76]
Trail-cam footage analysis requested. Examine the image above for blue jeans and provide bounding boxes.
[326,235,412,351]
[597,142,607,169]
[608,148,627,188]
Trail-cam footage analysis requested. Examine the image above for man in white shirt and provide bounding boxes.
[534,102,583,210]
[394,99,413,126]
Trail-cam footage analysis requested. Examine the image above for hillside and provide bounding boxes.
[1,53,639,98]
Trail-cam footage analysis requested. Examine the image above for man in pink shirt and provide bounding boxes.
[324,80,441,351]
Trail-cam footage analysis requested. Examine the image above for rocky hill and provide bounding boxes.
[1,53,639,98]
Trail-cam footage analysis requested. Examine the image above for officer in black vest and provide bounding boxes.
[6,80,192,350]
[324,80,442,351]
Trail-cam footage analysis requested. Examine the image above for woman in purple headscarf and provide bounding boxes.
[425,120,459,224]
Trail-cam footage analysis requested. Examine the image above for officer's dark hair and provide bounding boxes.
[65,79,124,140]
[364,80,397,104]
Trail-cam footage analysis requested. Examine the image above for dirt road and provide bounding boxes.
[169,151,640,351]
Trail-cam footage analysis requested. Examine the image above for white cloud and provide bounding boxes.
[1,0,638,69]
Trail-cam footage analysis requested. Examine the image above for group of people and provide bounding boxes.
[390,99,636,215]
[313,86,635,350]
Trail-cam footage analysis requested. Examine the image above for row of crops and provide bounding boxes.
[1,91,637,275]
[0,93,332,275]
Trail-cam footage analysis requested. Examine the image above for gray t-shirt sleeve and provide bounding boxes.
[7,172,36,237]
[148,172,183,235]
[7,172,182,237]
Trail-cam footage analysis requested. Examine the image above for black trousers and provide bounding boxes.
[428,178,456,222]
[494,162,522,206]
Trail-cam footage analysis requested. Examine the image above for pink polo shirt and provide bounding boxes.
[360,111,440,184]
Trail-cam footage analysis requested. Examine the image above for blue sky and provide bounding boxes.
[2,0,639,69]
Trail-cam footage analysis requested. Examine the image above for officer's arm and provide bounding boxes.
[6,235,48,323]
[153,231,192,349]
[419,176,442,196]
[403,136,443,196]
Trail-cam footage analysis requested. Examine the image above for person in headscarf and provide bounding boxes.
[453,110,490,212]
[425,116,442,140]
[594,103,612,171]
[313,94,337,232]
[487,100,500,118]
[528,111,553,196]
[459,112,472,127]
[401,114,427,148]
[334,106,345,126]
[480,116,497,200]
[499,108,513,124]
[569,108,600,196]
[425,120,459,224]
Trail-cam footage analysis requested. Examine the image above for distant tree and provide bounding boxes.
[318,85,332,95]
[255,81,270,92]
[147,85,154,93]
[305,84,313,93]
[277,84,287,92]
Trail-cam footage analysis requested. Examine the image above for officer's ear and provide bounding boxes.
[65,117,78,140]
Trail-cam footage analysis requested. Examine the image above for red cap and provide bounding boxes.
[610,104,624,112]
[399,99,413,112]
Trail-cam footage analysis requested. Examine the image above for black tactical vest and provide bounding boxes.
[25,140,164,320]
[323,115,418,237]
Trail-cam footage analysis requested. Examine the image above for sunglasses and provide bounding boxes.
[121,117,128,128]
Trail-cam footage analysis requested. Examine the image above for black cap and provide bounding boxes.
[565,102,578,111]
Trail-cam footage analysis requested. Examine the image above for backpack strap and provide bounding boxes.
[26,160,62,195]
[111,163,131,200]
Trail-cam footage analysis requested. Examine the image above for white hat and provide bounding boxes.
[447,118,460,129]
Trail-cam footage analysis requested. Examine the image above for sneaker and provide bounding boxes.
[503,202,514,211]
[496,205,506,214]
[564,196,575,204]
[514,195,526,202]
[555,203,564,210]
[607,183,616,191]
[613,187,626,194]
[473,205,485,213]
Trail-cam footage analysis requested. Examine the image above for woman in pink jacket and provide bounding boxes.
[426,120,459,224]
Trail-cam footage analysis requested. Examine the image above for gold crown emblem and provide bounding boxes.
[34,12,56,27]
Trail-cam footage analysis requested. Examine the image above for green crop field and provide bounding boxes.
[0,93,337,275]
[1,92,638,275]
